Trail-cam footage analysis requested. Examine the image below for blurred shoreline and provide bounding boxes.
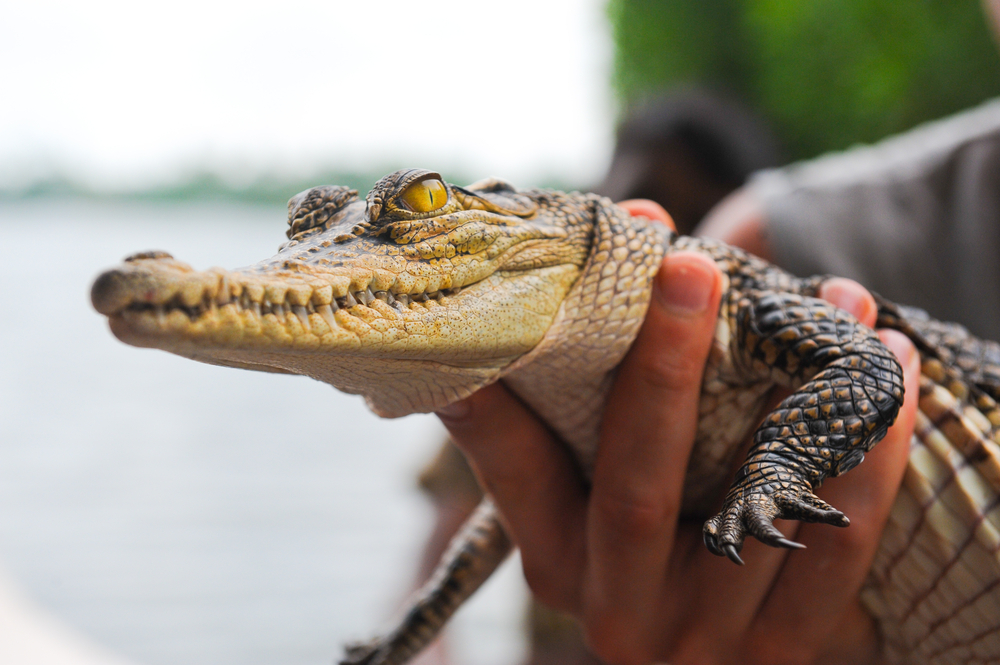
[0,198,527,665]
[0,168,582,208]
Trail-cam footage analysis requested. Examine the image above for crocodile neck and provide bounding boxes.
[502,203,671,468]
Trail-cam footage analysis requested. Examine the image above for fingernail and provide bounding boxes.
[436,399,471,421]
[654,254,716,314]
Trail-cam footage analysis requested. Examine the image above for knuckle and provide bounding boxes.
[592,484,672,544]
[630,348,706,397]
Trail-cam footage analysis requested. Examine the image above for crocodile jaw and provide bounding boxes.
[93,252,580,416]
[92,172,597,416]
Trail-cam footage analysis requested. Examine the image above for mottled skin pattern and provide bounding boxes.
[91,170,1000,665]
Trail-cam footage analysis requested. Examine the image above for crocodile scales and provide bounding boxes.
[90,169,1000,664]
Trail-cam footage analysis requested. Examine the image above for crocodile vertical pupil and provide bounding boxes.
[400,178,447,213]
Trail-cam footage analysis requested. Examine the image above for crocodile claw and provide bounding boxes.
[703,530,723,557]
[703,482,842,564]
[776,537,806,550]
[723,543,744,566]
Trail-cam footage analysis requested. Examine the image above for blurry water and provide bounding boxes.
[0,199,527,665]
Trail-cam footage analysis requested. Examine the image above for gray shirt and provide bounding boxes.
[751,98,1000,341]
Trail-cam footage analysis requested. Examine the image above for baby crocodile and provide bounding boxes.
[91,169,1000,665]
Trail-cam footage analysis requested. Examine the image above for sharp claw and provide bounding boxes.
[776,537,806,550]
[704,531,723,557]
[723,544,744,566]
[816,510,850,527]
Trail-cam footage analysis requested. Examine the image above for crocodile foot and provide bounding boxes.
[702,482,849,565]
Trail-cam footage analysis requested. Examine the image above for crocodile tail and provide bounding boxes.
[867,293,1000,663]
[875,293,1000,423]
[341,498,514,665]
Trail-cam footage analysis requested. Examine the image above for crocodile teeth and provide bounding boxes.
[251,302,262,317]
[272,303,286,320]
[293,305,309,325]
[363,287,375,306]
[155,305,167,326]
[374,290,389,303]
[317,304,337,329]
[217,276,231,305]
[345,292,358,307]
[396,294,410,306]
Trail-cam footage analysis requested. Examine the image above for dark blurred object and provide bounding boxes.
[417,440,603,665]
[607,0,1000,160]
[596,90,781,235]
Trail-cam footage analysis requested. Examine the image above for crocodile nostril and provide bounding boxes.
[91,269,132,315]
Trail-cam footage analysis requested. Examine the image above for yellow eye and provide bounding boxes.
[399,178,447,213]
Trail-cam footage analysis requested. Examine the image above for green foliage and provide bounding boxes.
[608,0,1000,159]
[608,0,750,100]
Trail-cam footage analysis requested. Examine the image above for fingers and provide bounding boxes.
[655,527,800,664]
[818,277,878,328]
[617,199,676,230]
[668,278,901,664]
[744,330,920,663]
[436,384,588,610]
[581,251,723,656]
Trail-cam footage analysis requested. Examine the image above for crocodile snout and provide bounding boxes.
[91,267,133,315]
[91,252,192,316]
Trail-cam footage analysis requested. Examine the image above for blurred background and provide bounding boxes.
[1,1,998,665]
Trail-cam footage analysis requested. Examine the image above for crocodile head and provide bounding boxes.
[92,169,604,416]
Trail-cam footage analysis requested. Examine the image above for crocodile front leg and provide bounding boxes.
[342,498,512,665]
[703,291,906,564]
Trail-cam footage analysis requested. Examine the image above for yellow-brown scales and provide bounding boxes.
[91,169,620,417]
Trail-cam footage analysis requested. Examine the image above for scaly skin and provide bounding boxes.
[92,169,1000,665]
[92,170,594,417]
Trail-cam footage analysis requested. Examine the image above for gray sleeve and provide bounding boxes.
[749,98,1000,341]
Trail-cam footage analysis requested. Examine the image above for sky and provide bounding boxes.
[0,0,614,191]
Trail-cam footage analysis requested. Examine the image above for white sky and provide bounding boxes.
[0,0,614,190]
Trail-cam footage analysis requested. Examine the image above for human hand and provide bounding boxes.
[437,201,919,665]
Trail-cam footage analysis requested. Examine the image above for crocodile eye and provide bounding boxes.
[399,178,447,213]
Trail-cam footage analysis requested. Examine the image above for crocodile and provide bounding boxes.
[90,169,1000,665]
